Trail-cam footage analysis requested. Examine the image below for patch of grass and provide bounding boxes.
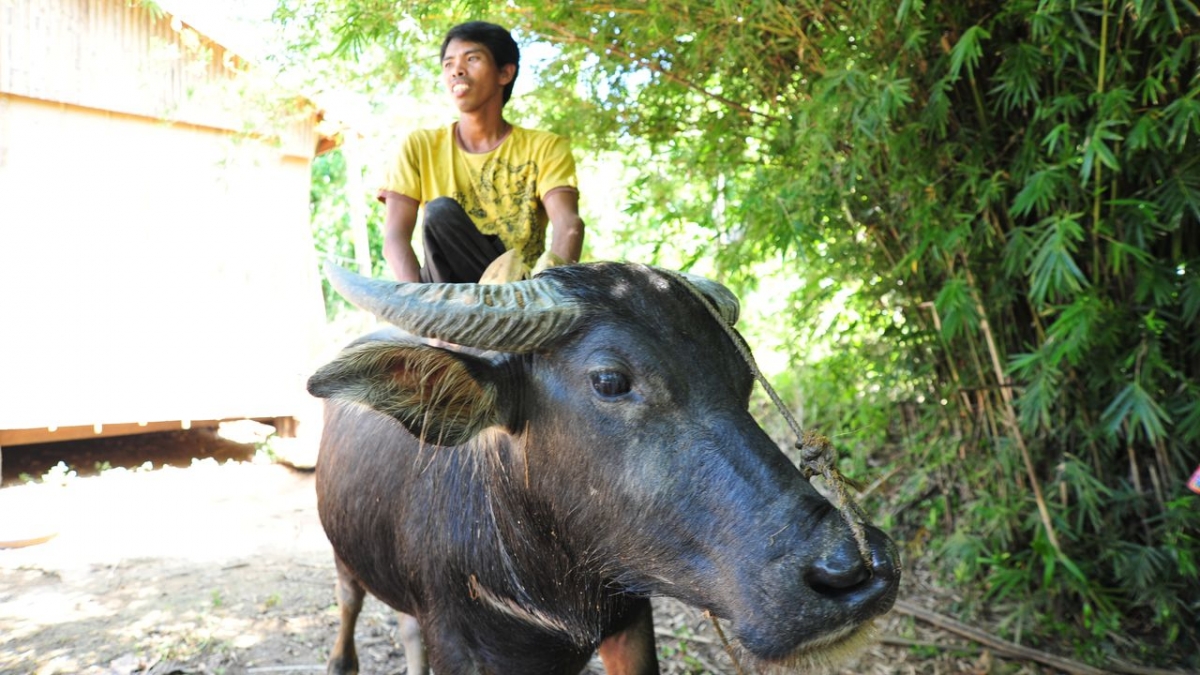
[657,624,710,673]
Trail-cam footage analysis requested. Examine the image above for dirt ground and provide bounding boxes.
[0,426,1030,675]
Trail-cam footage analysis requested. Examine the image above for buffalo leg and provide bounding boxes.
[598,598,659,675]
[327,555,365,675]
[397,611,429,674]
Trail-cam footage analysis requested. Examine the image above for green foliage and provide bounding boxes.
[274,0,1200,667]
[308,149,387,318]
[133,1,166,21]
[656,623,709,673]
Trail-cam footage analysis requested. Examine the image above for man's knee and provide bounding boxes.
[423,197,470,236]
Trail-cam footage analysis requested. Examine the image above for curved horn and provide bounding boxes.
[671,270,741,325]
[324,261,584,352]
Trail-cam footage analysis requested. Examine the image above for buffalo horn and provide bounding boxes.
[673,271,741,325]
[324,261,583,352]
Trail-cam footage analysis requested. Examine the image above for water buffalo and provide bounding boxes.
[308,261,899,675]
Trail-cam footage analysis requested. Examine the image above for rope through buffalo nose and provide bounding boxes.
[671,272,876,570]
[704,609,746,675]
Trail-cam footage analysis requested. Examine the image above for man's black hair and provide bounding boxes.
[440,21,520,106]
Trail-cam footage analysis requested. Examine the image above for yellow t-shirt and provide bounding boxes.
[380,124,579,268]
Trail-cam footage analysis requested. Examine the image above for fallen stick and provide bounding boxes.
[878,634,980,653]
[894,599,1191,675]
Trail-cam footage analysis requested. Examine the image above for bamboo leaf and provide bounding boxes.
[947,25,991,82]
[1027,214,1090,304]
[1125,115,1163,152]
[1011,166,1067,218]
[895,0,926,25]
[1044,294,1101,366]
[1164,92,1200,151]
[1080,121,1124,182]
[934,277,980,341]
[1101,382,1171,442]
[1041,122,1073,156]
[991,42,1043,112]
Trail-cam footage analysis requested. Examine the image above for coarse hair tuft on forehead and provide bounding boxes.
[440,21,520,106]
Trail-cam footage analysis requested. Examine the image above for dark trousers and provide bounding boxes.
[419,197,507,283]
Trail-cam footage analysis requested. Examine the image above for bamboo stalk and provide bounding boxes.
[1091,0,1111,286]
[1126,426,1145,497]
[1147,464,1166,515]
[964,268,1063,555]
[1154,437,1175,485]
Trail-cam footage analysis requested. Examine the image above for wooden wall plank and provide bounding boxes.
[0,0,316,156]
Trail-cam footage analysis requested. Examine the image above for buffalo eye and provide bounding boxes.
[590,370,631,398]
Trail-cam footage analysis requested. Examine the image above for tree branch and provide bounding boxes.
[529,19,782,123]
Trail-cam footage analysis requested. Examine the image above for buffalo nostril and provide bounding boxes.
[807,553,871,594]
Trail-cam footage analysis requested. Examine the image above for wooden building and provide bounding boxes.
[0,0,329,450]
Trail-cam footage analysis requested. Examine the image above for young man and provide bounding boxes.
[377,21,585,283]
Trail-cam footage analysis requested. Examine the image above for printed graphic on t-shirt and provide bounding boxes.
[455,157,543,263]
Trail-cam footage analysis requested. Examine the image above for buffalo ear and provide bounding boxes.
[307,341,500,447]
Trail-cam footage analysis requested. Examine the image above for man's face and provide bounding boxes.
[441,38,515,112]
